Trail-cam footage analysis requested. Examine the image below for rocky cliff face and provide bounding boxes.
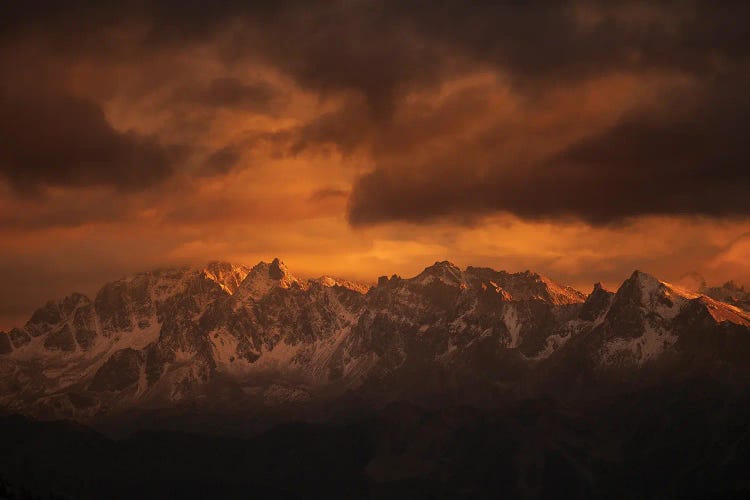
[1,259,749,424]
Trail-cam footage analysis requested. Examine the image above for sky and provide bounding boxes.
[2,1,750,329]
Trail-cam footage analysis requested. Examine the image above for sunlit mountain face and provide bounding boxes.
[2,1,750,498]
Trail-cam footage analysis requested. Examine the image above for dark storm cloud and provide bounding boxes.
[158,1,749,114]
[0,81,175,193]
[309,187,349,202]
[9,1,740,118]
[287,98,373,155]
[198,144,243,178]
[0,195,130,230]
[554,75,750,222]
[399,0,750,82]
[348,72,750,226]
[6,2,750,81]
[3,0,750,223]
[185,77,280,112]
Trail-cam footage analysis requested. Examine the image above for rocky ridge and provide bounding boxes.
[1,259,749,423]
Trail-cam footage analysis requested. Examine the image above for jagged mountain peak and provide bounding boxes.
[268,257,287,279]
[609,270,750,327]
[591,282,608,293]
[700,280,750,313]
[246,257,291,278]
[628,269,660,285]
[588,282,615,300]
[462,266,585,304]
[236,258,301,301]
[376,274,402,287]
[314,276,371,294]
[202,261,252,295]
[626,269,693,293]
[427,260,461,271]
[396,262,585,305]
[4,259,750,424]
[412,261,465,286]
[593,270,750,367]
[623,270,696,299]
[611,270,698,323]
[579,283,614,321]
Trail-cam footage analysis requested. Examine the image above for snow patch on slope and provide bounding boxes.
[601,324,678,366]
[503,305,522,348]
[633,272,695,320]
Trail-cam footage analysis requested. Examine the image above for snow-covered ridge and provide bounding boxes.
[627,270,750,324]
[701,280,750,313]
[1,260,749,421]
[412,261,467,287]
[595,270,750,366]
[314,276,371,294]
[202,261,252,294]
[404,261,585,304]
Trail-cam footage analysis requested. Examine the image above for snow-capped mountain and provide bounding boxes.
[701,280,750,312]
[1,259,749,423]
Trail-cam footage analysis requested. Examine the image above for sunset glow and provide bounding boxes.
[1,2,749,327]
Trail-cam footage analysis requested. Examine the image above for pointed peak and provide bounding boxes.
[630,269,657,281]
[420,260,461,274]
[268,258,287,280]
[248,257,297,282]
[61,292,91,307]
[592,282,615,293]
[248,258,290,277]
[591,282,613,295]
[413,261,465,286]
[613,269,701,321]
[376,275,402,287]
[432,260,460,269]
[622,269,666,295]
[238,258,300,301]
[626,270,668,293]
[580,283,614,321]
[625,270,697,299]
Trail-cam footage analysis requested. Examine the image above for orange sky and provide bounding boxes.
[1,1,749,329]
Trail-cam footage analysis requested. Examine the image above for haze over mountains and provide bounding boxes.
[2,258,749,432]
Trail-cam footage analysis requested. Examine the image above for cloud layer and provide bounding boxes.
[1,1,750,327]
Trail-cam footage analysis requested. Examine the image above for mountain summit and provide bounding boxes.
[235,258,301,301]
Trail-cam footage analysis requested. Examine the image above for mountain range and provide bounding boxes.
[2,258,749,431]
